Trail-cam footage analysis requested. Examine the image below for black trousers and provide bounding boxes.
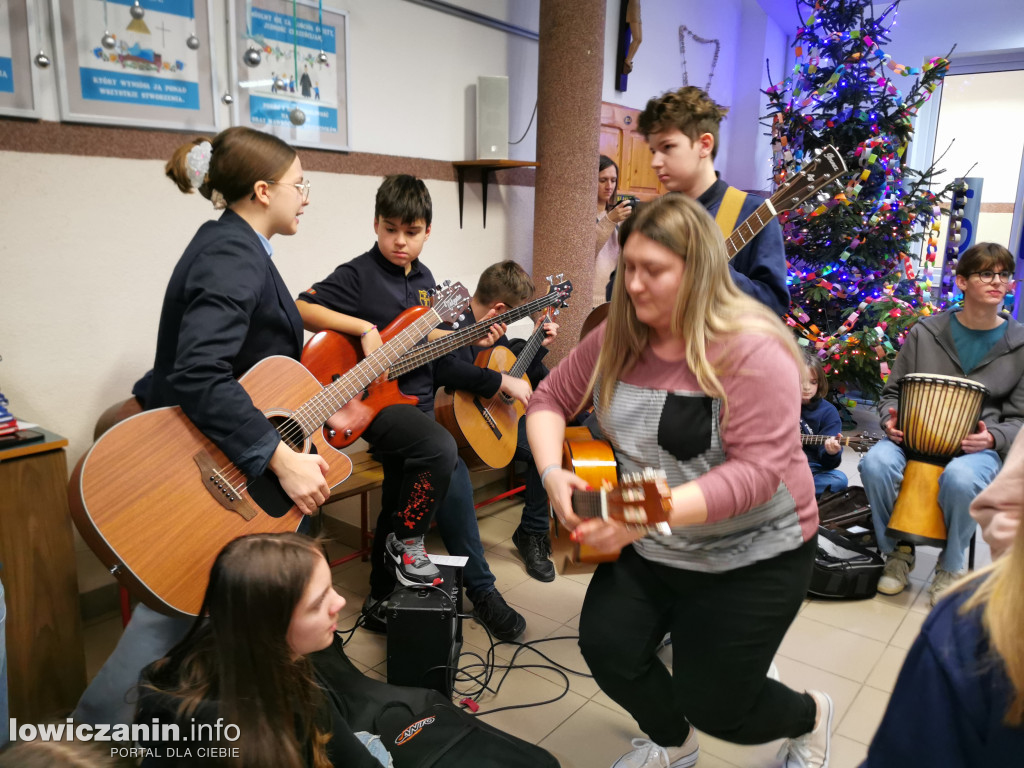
[363,404,458,596]
[579,538,818,747]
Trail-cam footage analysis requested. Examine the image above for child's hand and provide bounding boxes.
[474,308,507,347]
[535,316,559,347]
[824,434,842,455]
[360,326,382,356]
[499,374,532,406]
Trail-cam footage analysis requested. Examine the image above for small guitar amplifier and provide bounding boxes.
[385,562,463,696]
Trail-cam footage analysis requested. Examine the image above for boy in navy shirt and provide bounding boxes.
[297,175,526,640]
[435,261,559,582]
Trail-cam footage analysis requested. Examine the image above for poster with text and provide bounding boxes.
[0,0,40,116]
[53,0,218,130]
[230,0,349,151]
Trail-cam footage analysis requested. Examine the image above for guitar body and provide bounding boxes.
[69,356,354,617]
[560,429,620,564]
[301,306,427,448]
[434,346,527,471]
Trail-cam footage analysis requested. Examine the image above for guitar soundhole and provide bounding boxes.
[268,415,307,452]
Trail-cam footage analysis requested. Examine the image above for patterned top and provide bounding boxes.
[529,323,817,572]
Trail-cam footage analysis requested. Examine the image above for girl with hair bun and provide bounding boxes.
[74,126,329,728]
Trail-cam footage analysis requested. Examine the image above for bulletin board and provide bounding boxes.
[51,0,219,130]
[228,0,349,152]
[0,0,43,117]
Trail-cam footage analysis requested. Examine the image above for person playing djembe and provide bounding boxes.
[860,242,1024,606]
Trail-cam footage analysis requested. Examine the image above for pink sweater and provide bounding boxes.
[529,324,818,548]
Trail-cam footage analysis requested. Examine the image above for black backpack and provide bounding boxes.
[808,526,885,600]
[311,637,560,768]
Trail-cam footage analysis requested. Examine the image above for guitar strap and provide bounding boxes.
[715,186,747,239]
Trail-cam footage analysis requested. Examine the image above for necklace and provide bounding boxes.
[679,25,720,92]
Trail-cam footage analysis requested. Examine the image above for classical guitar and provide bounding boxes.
[434,312,553,471]
[558,429,672,565]
[580,145,850,339]
[69,282,471,617]
[801,432,879,453]
[302,278,573,449]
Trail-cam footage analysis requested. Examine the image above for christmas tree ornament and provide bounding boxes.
[221,92,234,105]
[316,50,328,65]
[289,107,306,126]
[129,0,144,20]
[243,46,262,67]
[34,51,50,68]
[101,31,116,49]
[186,34,200,50]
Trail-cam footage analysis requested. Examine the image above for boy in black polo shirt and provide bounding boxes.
[435,261,559,582]
[296,175,526,640]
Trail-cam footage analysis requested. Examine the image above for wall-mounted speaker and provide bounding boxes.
[476,75,509,160]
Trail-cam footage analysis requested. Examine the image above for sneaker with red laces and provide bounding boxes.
[384,533,443,587]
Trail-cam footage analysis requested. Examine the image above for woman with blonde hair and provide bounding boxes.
[862,506,1024,765]
[527,193,833,768]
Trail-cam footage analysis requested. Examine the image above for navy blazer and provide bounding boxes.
[147,209,303,476]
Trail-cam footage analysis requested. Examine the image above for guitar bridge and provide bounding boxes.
[194,451,257,521]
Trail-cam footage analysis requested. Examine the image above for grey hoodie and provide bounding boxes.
[878,309,1024,458]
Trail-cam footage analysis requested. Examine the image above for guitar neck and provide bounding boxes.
[801,434,851,447]
[506,317,549,380]
[292,309,441,436]
[570,488,607,521]
[724,199,779,260]
[388,291,561,378]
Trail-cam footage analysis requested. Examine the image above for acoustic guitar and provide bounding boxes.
[557,429,672,566]
[801,432,879,453]
[302,278,573,449]
[434,313,552,470]
[580,144,850,339]
[69,282,471,617]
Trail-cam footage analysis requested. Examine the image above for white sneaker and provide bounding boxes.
[876,545,914,596]
[928,568,964,607]
[779,690,833,768]
[611,728,699,768]
[611,739,669,768]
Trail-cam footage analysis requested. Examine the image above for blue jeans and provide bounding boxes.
[808,464,848,496]
[858,439,1001,571]
[73,603,192,726]
[0,578,7,747]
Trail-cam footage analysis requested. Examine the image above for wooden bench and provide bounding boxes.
[321,450,526,570]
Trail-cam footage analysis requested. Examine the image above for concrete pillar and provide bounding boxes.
[532,0,606,364]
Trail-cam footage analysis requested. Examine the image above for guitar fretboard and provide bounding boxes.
[570,489,605,520]
[388,288,567,379]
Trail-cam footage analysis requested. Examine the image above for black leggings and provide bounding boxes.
[363,404,458,596]
[579,538,817,746]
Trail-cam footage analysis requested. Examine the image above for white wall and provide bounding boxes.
[600,0,790,192]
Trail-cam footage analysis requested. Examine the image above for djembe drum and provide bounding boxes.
[887,373,989,545]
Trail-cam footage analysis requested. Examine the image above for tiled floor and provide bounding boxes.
[81,413,993,768]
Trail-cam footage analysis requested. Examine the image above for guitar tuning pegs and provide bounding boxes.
[557,273,564,282]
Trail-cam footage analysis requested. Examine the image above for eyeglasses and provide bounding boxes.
[968,270,1015,284]
[251,179,311,202]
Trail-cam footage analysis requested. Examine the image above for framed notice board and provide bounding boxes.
[0,0,44,117]
[228,0,349,151]
[52,0,219,130]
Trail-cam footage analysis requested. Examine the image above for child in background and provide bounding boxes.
[801,353,848,496]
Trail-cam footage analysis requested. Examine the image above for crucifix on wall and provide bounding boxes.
[615,0,642,92]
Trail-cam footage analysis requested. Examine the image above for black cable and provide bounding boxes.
[509,100,538,145]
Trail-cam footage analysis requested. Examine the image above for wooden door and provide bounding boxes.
[600,102,667,200]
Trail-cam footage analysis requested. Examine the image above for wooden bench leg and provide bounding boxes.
[326,490,374,570]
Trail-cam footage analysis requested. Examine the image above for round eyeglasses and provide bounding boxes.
[968,270,1015,284]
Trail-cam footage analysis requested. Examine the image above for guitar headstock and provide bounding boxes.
[544,274,574,310]
[848,432,881,453]
[772,145,849,214]
[429,281,471,325]
[606,468,673,531]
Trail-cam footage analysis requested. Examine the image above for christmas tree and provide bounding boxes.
[764,0,955,400]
